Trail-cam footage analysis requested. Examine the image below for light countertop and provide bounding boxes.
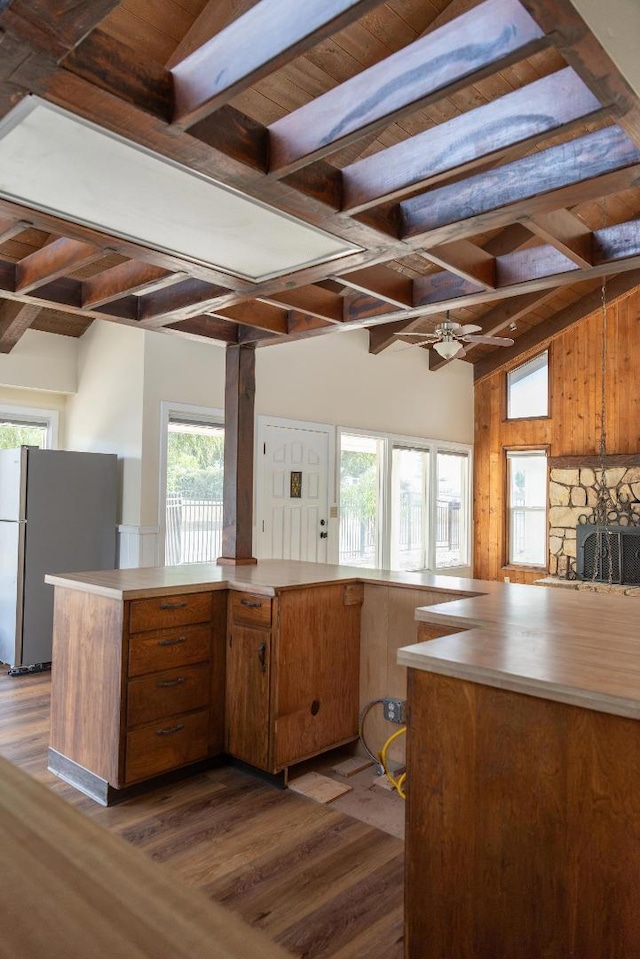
[45,559,485,601]
[45,559,640,719]
[401,581,640,719]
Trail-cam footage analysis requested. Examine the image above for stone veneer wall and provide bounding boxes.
[549,466,640,577]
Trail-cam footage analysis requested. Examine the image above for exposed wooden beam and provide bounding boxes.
[342,68,605,213]
[165,0,261,70]
[137,279,235,327]
[171,0,384,129]
[422,240,496,290]
[0,299,40,352]
[518,0,640,147]
[335,265,413,307]
[401,126,640,244]
[0,216,32,245]
[167,315,239,344]
[260,287,346,323]
[211,301,289,335]
[82,262,179,309]
[0,196,249,293]
[473,269,640,381]
[526,209,593,268]
[268,0,548,176]
[0,0,120,60]
[368,319,414,354]
[15,238,104,294]
[62,29,173,120]
[482,223,535,257]
[218,344,257,565]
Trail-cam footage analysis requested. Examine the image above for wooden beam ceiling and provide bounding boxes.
[0,0,637,362]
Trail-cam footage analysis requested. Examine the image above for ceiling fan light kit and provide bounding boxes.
[393,316,514,364]
[433,339,463,359]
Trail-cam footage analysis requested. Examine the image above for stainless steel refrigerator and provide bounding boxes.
[0,447,118,672]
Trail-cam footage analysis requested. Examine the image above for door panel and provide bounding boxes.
[225,626,271,770]
[259,424,329,563]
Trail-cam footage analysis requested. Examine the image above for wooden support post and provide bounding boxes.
[218,343,257,565]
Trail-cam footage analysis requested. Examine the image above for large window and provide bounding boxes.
[507,450,548,567]
[435,451,468,569]
[163,409,224,565]
[339,433,383,568]
[0,406,58,449]
[507,351,549,419]
[339,430,471,572]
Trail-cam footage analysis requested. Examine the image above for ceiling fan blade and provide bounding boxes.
[393,331,438,338]
[458,324,482,335]
[462,334,515,347]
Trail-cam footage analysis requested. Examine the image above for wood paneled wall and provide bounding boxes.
[474,287,640,583]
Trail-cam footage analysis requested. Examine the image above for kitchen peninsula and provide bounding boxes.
[400,583,640,959]
[45,559,474,804]
[46,560,640,956]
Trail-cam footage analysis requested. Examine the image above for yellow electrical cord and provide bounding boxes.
[379,726,407,800]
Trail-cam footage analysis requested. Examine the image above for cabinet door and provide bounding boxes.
[225,626,271,770]
[274,584,360,768]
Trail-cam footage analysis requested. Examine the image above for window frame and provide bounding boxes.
[0,403,59,449]
[158,401,224,566]
[504,446,549,571]
[505,348,551,422]
[337,427,473,573]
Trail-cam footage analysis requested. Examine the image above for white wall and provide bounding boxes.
[140,330,226,527]
[571,0,640,98]
[0,329,77,395]
[65,322,145,527]
[255,330,474,444]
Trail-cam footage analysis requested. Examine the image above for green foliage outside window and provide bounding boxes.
[0,424,46,450]
[167,429,224,500]
[340,450,377,519]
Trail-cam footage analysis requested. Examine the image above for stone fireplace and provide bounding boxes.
[548,457,640,580]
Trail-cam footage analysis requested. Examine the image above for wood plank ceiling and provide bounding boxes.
[0,0,639,375]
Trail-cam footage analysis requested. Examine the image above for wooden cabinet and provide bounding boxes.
[225,583,362,774]
[49,588,227,804]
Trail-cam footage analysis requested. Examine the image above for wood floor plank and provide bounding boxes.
[0,670,405,959]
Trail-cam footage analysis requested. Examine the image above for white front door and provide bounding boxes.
[258,422,330,563]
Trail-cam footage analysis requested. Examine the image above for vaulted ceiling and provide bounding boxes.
[0,0,639,378]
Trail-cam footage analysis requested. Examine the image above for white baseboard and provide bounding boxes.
[117,526,160,569]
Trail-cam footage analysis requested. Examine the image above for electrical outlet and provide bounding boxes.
[383,697,406,724]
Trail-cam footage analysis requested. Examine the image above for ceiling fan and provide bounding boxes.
[395,318,514,360]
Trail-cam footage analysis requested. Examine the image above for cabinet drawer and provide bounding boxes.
[230,592,272,627]
[127,663,210,728]
[129,591,212,634]
[124,709,209,784]
[128,624,211,677]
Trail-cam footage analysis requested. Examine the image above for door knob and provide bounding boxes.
[320,531,328,539]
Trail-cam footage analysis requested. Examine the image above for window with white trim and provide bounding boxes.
[507,449,548,567]
[339,429,472,572]
[507,350,549,419]
[160,405,224,565]
[0,405,58,449]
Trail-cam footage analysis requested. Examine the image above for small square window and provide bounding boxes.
[507,351,548,419]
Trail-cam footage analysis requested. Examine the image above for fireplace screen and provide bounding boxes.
[577,525,640,585]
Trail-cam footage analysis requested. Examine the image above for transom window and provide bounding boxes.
[507,351,549,419]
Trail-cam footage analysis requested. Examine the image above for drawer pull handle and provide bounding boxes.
[159,601,188,610]
[158,636,186,647]
[156,677,186,688]
[240,599,262,609]
[156,723,185,736]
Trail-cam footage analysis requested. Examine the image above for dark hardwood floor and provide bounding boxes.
[0,670,404,959]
